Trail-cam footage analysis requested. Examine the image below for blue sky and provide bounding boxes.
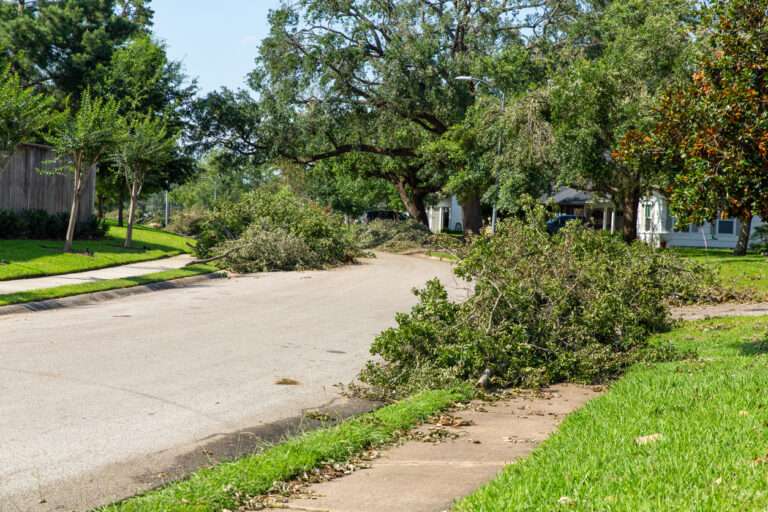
[152,0,284,94]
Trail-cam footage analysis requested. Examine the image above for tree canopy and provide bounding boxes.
[113,112,178,247]
[44,90,120,251]
[550,0,700,241]
[0,66,54,167]
[647,0,768,254]
[0,0,153,100]
[194,0,566,229]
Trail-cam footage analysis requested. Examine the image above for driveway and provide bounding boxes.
[0,252,468,511]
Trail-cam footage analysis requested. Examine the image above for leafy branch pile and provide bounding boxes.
[361,214,712,397]
[353,219,435,253]
[195,187,358,272]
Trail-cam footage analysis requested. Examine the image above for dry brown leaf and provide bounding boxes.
[635,433,663,445]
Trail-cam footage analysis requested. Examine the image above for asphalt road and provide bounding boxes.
[0,252,467,511]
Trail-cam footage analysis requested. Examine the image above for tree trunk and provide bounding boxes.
[395,182,429,226]
[117,187,125,227]
[734,212,753,256]
[124,184,140,249]
[64,173,82,253]
[460,194,483,234]
[622,190,640,243]
[96,193,105,220]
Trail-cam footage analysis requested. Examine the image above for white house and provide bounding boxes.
[427,196,464,233]
[545,187,623,234]
[637,192,764,249]
[425,188,763,249]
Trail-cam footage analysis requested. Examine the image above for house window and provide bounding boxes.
[441,207,450,232]
[644,203,653,232]
[718,218,735,235]
[665,211,675,232]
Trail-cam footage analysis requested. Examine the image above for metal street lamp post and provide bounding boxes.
[455,75,506,234]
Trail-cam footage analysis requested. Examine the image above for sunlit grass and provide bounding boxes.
[456,316,768,511]
[0,223,194,281]
[674,247,768,298]
[100,388,469,512]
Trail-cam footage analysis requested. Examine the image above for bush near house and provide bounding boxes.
[0,209,107,240]
[361,213,713,398]
[164,208,207,237]
[196,186,358,272]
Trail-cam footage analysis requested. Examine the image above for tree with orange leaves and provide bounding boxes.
[650,0,768,255]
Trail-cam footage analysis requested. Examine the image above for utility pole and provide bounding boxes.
[164,190,170,227]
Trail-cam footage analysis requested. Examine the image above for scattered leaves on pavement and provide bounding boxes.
[275,378,301,386]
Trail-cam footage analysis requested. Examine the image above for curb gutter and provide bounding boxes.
[0,272,227,317]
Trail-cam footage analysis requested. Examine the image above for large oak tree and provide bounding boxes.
[195,0,569,231]
[550,0,699,242]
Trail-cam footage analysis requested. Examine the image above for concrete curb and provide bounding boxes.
[0,272,228,317]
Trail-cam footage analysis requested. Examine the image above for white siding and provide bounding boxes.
[637,193,764,248]
[427,195,464,233]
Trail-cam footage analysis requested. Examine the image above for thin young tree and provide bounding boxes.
[112,113,177,248]
[0,67,53,170]
[45,91,119,252]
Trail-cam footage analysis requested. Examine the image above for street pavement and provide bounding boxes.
[0,252,467,511]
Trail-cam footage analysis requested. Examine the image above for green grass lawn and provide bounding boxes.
[425,250,459,261]
[0,223,194,281]
[456,316,768,511]
[101,388,468,512]
[0,264,218,307]
[673,247,768,298]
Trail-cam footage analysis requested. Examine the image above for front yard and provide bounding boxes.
[0,223,193,281]
[675,247,768,298]
[456,316,768,511]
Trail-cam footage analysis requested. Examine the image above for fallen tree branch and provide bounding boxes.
[184,246,242,267]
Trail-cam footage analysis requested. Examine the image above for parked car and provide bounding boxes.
[546,214,585,234]
[360,210,406,223]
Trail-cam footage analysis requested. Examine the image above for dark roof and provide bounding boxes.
[543,187,594,206]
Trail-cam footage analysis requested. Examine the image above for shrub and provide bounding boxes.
[361,216,706,397]
[197,186,358,271]
[0,209,106,240]
[166,208,206,236]
[353,219,434,252]
[752,224,768,253]
[215,223,316,272]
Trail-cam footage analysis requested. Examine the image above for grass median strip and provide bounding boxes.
[425,250,459,261]
[0,223,195,281]
[0,264,218,307]
[99,387,470,512]
[455,316,768,511]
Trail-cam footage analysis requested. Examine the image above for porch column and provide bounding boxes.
[610,209,616,234]
[602,208,609,231]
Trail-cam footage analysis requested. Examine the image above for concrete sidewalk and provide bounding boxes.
[262,384,602,512]
[0,254,194,294]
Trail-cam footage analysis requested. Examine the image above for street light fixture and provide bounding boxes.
[455,75,505,234]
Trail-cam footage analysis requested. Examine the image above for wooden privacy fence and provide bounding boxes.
[0,143,96,223]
